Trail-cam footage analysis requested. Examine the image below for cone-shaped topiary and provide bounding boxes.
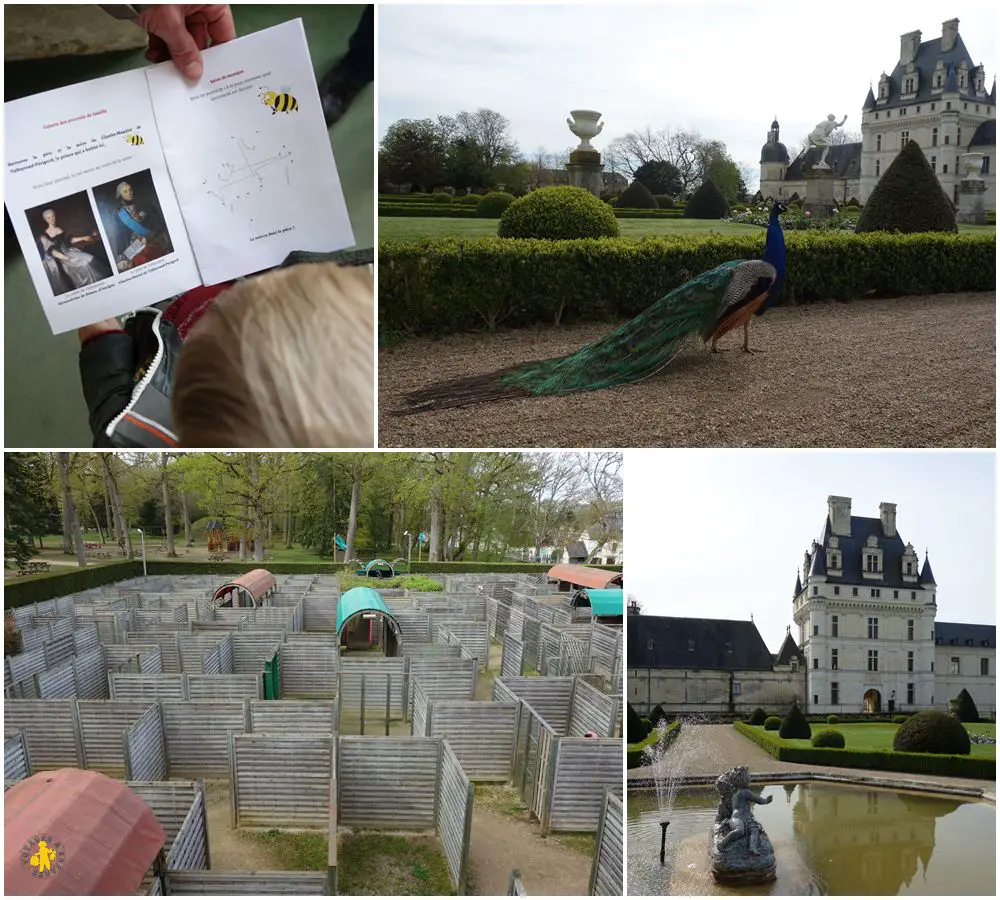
[627,702,646,743]
[684,179,730,219]
[617,179,659,209]
[812,729,846,748]
[789,192,801,202]
[476,191,515,218]
[748,707,768,726]
[654,195,675,209]
[650,704,668,726]
[856,140,957,233]
[764,716,781,731]
[949,688,980,723]
[778,702,812,739]
[498,186,619,239]
[893,710,971,754]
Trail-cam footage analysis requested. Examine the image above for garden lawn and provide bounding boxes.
[744,723,995,761]
[378,216,995,242]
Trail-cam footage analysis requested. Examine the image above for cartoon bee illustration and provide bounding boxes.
[260,87,299,115]
[125,134,144,146]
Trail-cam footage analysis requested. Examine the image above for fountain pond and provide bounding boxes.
[628,781,995,896]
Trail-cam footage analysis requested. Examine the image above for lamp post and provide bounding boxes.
[135,528,147,578]
[403,530,413,566]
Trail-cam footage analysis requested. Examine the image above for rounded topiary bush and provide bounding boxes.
[476,191,515,218]
[827,715,840,725]
[856,139,957,233]
[764,716,781,731]
[459,193,482,204]
[892,710,971,755]
[684,179,730,219]
[778,703,812,740]
[497,186,619,239]
[812,729,846,749]
[654,194,675,209]
[748,707,768,726]
[617,180,659,209]
[431,192,453,203]
[950,688,981,723]
[892,715,909,724]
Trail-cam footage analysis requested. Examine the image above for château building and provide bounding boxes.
[760,18,996,210]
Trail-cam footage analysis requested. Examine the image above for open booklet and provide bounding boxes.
[4,18,354,335]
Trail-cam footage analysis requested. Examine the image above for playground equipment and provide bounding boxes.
[212,569,277,609]
[336,586,403,656]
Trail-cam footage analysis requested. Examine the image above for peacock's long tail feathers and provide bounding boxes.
[398,258,777,414]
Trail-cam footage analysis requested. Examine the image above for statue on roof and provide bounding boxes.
[807,114,848,168]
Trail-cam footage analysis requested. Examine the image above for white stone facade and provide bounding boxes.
[760,18,996,211]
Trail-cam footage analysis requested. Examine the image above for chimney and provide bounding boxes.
[879,502,897,538]
[899,30,921,67]
[827,496,852,537]
[942,18,959,52]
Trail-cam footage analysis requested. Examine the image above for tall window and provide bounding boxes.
[813,624,819,635]
[834,586,840,595]
[907,620,914,641]
[831,682,839,705]
[812,586,818,596]
[870,588,881,598]
[907,650,914,672]
[868,617,879,639]
[931,156,937,173]
[831,615,839,637]
[865,554,880,572]
[932,128,938,146]
[876,134,882,151]
[831,649,838,671]
[900,130,910,145]
[945,134,951,145]
[876,160,881,176]
[813,658,819,669]
[943,164,948,174]
[982,658,990,676]
[852,588,859,597]
[868,650,879,672]
[907,683,914,704]
[950,657,960,675]
[957,127,962,146]
[984,157,991,175]
[893,590,899,600]
[906,562,913,575]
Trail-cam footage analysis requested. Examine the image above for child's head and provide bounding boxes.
[173,262,373,447]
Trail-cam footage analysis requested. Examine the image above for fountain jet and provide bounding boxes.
[659,820,669,865]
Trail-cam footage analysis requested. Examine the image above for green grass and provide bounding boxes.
[378,217,996,243]
[338,574,443,592]
[742,722,995,760]
[336,831,454,895]
[240,828,328,870]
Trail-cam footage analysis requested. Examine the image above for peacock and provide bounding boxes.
[399,199,788,414]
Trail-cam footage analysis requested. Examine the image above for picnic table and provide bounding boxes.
[17,561,50,577]
[208,554,228,562]
[84,542,103,550]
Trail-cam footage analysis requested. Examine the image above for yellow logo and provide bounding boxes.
[21,835,63,878]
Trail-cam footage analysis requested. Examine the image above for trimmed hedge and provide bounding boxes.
[827,715,840,724]
[893,710,971,755]
[498,187,619,240]
[378,232,996,342]
[764,716,781,731]
[892,715,909,724]
[379,204,479,218]
[812,729,846,748]
[734,722,994,779]
[627,720,681,768]
[476,192,515,218]
[3,558,610,609]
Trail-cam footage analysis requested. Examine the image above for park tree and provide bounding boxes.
[4,453,54,567]
[56,453,86,566]
[454,108,520,175]
[633,159,682,196]
[378,118,449,191]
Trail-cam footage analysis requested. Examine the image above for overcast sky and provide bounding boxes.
[378,1,997,189]
[624,451,996,654]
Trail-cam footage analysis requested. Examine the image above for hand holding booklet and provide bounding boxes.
[4,19,354,335]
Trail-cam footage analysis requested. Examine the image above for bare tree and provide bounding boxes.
[455,108,520,170]
[100,453,132,557]
[57,453,86,567]
[160,455,177,557]
[344,455,363,563]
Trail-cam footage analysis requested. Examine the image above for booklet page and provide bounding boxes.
[4,68,200,334]
[146,19,355,285]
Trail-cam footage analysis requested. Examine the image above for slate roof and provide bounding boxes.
[863,86,877,110]
[969,119,996,148]
[761,141,790,163]
[935,621,995,648]
[810,515,930,588]
[872,33,983,110]
[919,553,936,584]
[784,143,862,180]
[775,631,806,666]
[793,572,802,596]
[627,615,774,671]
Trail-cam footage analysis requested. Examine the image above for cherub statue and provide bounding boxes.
[715,766,773,856]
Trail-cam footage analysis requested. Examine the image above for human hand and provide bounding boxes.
[137,5,236,80]
[78,318,122,345]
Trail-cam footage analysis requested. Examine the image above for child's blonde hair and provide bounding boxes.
[174,262,373,447]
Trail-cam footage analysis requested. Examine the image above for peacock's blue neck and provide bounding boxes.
[762,210,786,288]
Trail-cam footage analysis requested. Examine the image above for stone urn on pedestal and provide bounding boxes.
[566,109,606,197]
[957,151,987,224]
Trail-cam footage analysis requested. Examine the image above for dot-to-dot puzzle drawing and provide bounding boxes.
[201,131,293,213]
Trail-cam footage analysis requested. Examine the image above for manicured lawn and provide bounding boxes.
[378,216,996,242]
[744,723,995,761]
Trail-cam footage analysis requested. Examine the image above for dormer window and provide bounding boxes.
[905,562,913,575]
[865,554,879,572]
[936,76,942,87]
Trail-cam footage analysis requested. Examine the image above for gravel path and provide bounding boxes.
[379,292,995,448]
